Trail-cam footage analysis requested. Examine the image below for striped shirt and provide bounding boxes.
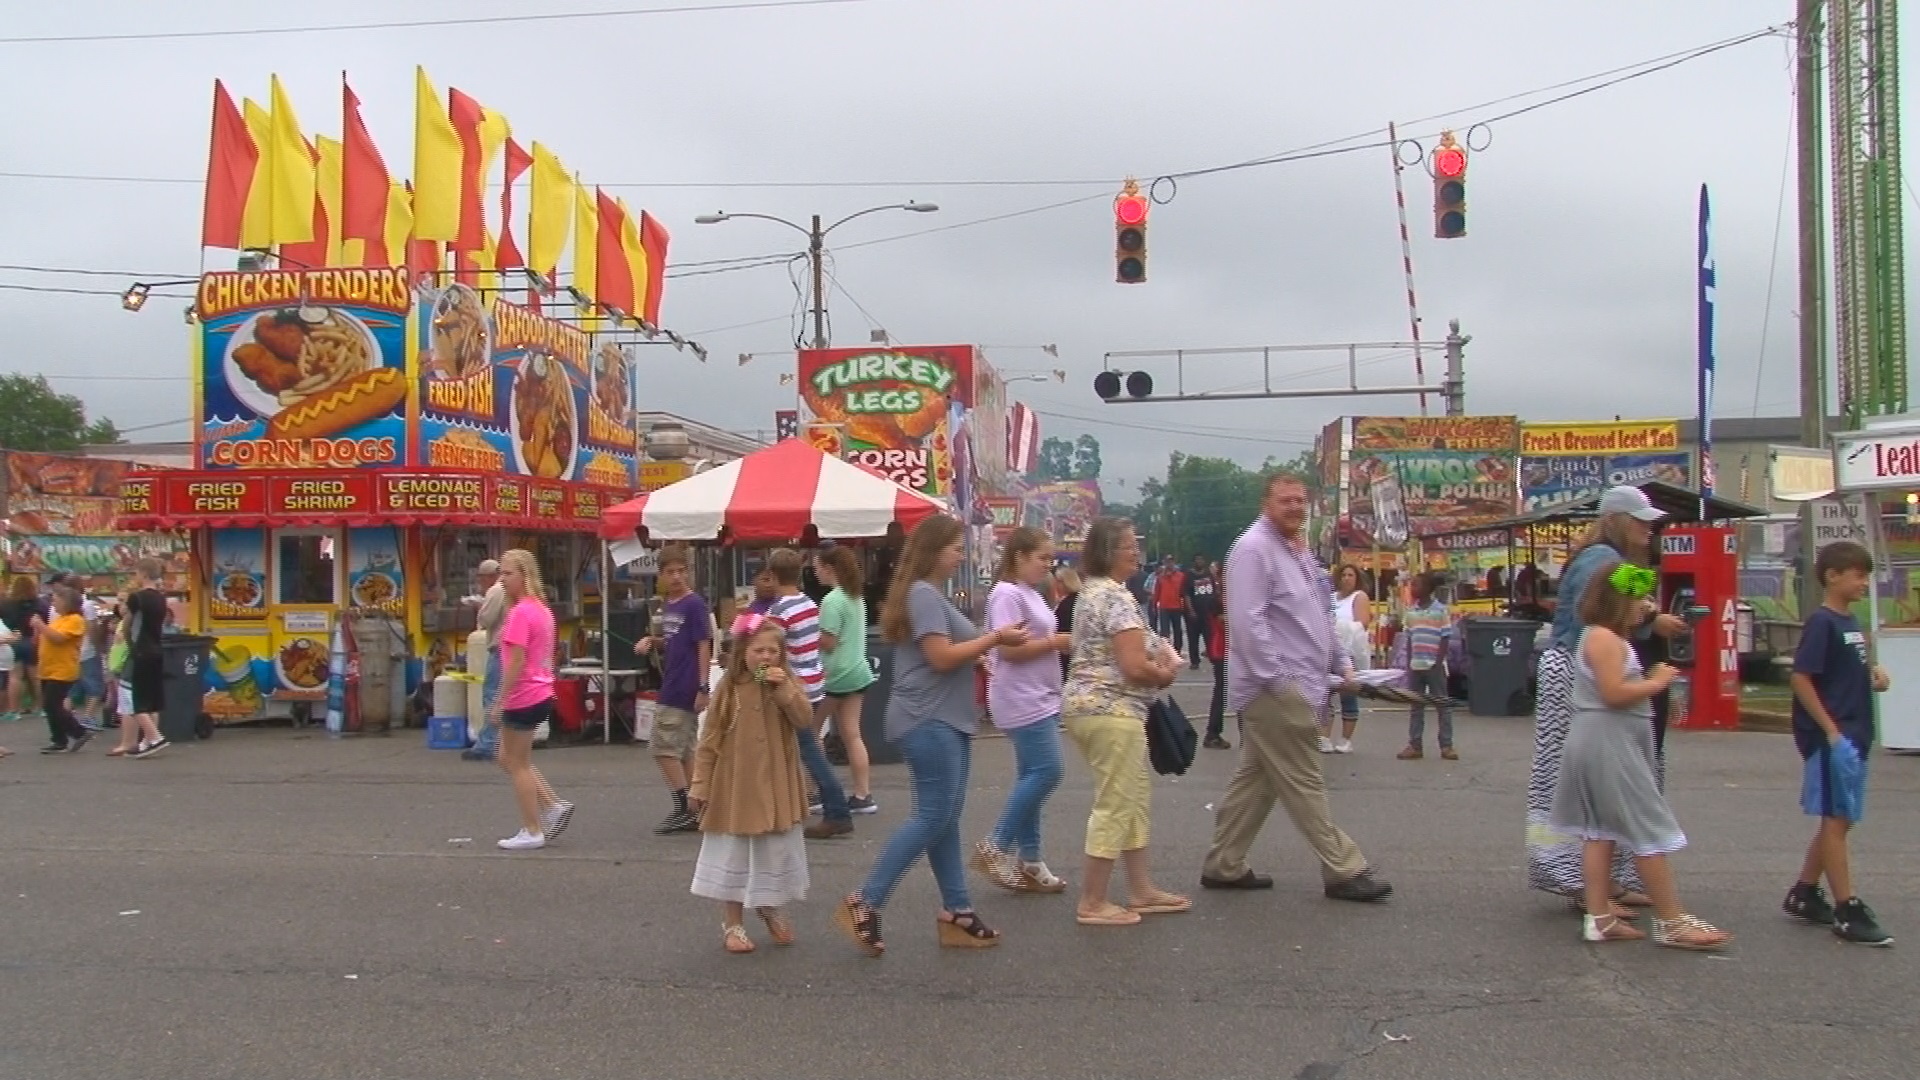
[1403,599,1452,671]
[767,592,826,704]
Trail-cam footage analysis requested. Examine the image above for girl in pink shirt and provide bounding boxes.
[492,549,573,851]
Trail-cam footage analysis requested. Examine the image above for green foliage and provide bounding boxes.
[1071,434,1102,480]
[0,374,121,451]
[1130,448,1318,562]
[1034,436,1076,481]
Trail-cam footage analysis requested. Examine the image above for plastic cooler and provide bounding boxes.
[554,675,592,735]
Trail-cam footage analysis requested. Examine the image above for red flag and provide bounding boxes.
[202,79,258,249]
[639,212,670,325]
[341,78,393,264]
[594,189,635,318]
[497,138,531,273]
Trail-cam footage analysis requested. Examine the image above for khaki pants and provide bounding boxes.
[1063,711,1152,859]
[1203,688,1367,884]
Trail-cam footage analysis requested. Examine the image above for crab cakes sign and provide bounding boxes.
[796,345,978,496]
[195,268,413,470]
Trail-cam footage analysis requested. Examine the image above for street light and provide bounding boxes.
[120,279,200,312]
[693,201,939,348]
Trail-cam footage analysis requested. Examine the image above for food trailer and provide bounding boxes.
[114,269,636,725]
[1829,420,1920,750]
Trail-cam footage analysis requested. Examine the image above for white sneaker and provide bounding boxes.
[497,829,545,851]
[1333,739,1353,754]
[1317,736,1335,754]
[540,800,575,841]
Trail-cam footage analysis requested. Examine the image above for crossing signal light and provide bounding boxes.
[1433,130,1467,239]
[1114,178,1148,283]
[1093,370,1154,400]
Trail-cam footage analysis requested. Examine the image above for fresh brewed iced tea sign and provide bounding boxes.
[796,345,977,496]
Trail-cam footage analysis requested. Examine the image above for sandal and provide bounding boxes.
[1075,904,1142,927]
[1582,913,1647,942]
[970,840,1022,891]
[105,747,128,758]
[1018,861,1068,894]
[1651,913,1731,951]
[937,910,1002,948]
[1566,897,1637,920]
[1612,887,1653,908]
[756,906,795,946]
[1128,890,1194,915]
[722,924,755,954]
[834,894,884,957]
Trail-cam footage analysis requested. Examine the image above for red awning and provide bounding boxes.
[599,439,948,542]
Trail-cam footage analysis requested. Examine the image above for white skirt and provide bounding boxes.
[690,826,810,908]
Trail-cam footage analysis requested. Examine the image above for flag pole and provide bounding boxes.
[1696,183,1716,523]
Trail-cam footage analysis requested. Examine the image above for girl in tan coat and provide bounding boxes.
[690,614,816,954]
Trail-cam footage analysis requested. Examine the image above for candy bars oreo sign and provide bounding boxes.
[196,268,411,470]
[797,345,977,497]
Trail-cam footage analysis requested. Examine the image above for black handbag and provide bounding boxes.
[1145,695,1197,776]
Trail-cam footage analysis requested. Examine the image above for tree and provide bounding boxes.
[1034,436,1076,481]
[1137,453,1271,562]
[0,375,121,451]
[1070,434,1102,480]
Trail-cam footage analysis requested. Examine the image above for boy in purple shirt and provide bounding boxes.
[635,546,712,835]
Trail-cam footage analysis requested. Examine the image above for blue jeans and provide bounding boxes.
[859,720,973,912]
[74,656,106,707]
[470,646,502,759]
[1339,692,1360,723]
[797,722,850,823]
[989,714,1063,862]
[1407,663,1452,748]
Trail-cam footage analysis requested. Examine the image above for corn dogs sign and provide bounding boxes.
[796,345,978,496]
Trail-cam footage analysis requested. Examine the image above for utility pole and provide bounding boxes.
[1797,0,1828,616]
[1443,320,1468,416]
[809,213,827,349]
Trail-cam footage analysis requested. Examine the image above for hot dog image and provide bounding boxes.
[265,368,408,441]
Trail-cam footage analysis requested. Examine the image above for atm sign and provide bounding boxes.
[1661,534,1696,555]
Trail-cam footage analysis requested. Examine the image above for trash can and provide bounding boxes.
[1463,617,1538,717]
[857,628,901,765]
[160,633,219,741]
[349,614,406,733]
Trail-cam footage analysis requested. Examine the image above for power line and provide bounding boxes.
[0,0,880,45]
[0,282,192,298]
[0,263,199,278]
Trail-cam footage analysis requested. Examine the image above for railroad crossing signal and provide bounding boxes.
[1114,178,1148,283]
[1433,131,1467,239]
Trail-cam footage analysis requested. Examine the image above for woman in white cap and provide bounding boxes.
[1526,486,1688,910]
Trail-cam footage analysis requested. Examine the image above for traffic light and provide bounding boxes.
[1114,178,1148,283]
[1433,130,1467,239]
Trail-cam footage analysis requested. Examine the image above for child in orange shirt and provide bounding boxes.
[32,586,91,753]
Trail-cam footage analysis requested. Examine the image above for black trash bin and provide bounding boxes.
[160,633,219,741]
[857,628,901,765]
[1463,617,1538,717]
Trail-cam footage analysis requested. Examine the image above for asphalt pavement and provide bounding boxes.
[2,670,1915,1080]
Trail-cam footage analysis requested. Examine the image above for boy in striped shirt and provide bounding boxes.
[765,549,854,838]
[1398,572,1457,761]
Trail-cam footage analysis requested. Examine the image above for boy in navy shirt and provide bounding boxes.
[1784,540,1892,945]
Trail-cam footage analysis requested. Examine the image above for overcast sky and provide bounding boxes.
[0,0,1897,496]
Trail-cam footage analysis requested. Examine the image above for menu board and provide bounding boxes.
[195,268,412,470]
[417,285,637,489]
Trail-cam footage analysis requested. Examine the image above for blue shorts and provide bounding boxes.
[1801,742,1868,823]
[500,699,553,733]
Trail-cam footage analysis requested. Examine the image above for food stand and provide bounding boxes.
[114,269,635,725]
[1829,421,1920,750]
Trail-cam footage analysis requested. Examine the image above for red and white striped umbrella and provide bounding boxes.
[599,438,948,542]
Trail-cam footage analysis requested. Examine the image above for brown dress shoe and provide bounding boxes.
[805,819,854,840]
[1397,745,1423,760]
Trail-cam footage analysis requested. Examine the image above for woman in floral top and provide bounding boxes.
[1061,517,1189,926]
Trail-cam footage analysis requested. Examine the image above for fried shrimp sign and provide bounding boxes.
[796,345,977,496]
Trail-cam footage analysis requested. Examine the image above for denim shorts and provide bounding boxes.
[501,699,554,732]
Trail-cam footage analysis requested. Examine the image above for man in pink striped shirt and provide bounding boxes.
[766,549,853,838]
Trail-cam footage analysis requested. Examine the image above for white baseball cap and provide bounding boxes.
[1597,485,1666,522]
[477,559,502,575]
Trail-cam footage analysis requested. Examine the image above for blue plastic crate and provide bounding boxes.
[426,715,468,750]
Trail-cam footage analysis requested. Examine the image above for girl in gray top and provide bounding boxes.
[834,516,1027,957]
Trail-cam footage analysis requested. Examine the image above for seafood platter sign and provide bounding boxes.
[796,345,978,497]
[195,268,413,470]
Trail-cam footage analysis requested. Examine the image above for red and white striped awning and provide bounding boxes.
[599,438,949,542]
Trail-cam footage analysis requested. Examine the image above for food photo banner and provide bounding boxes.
[1518,420,1686,512]
[416,284,637,489]
[796,345,978,496]
[1346,415,1518,537]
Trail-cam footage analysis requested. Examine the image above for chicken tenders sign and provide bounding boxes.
[195,268,412,470]
[797,345,977,496]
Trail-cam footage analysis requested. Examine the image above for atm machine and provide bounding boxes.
[1657,523,1748,731]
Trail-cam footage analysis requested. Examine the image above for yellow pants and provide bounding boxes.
[1064,711,1151,859]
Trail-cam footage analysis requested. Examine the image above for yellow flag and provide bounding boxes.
[315,136,344,266]
[383,182,414,270]
[267,76,315,245]
[239,98,273,250]
[412,67,462,242]
[572,179,599,329]
[617,196,648,322]
[527,143,572,279]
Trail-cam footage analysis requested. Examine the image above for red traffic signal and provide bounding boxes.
[1433,131,1467,239]
[1114,179,1148,283]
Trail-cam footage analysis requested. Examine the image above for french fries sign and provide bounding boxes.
[797,345,978,497]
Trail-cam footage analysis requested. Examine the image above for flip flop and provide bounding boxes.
[1129,893,1195,916]
[1076,905,1142,927]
